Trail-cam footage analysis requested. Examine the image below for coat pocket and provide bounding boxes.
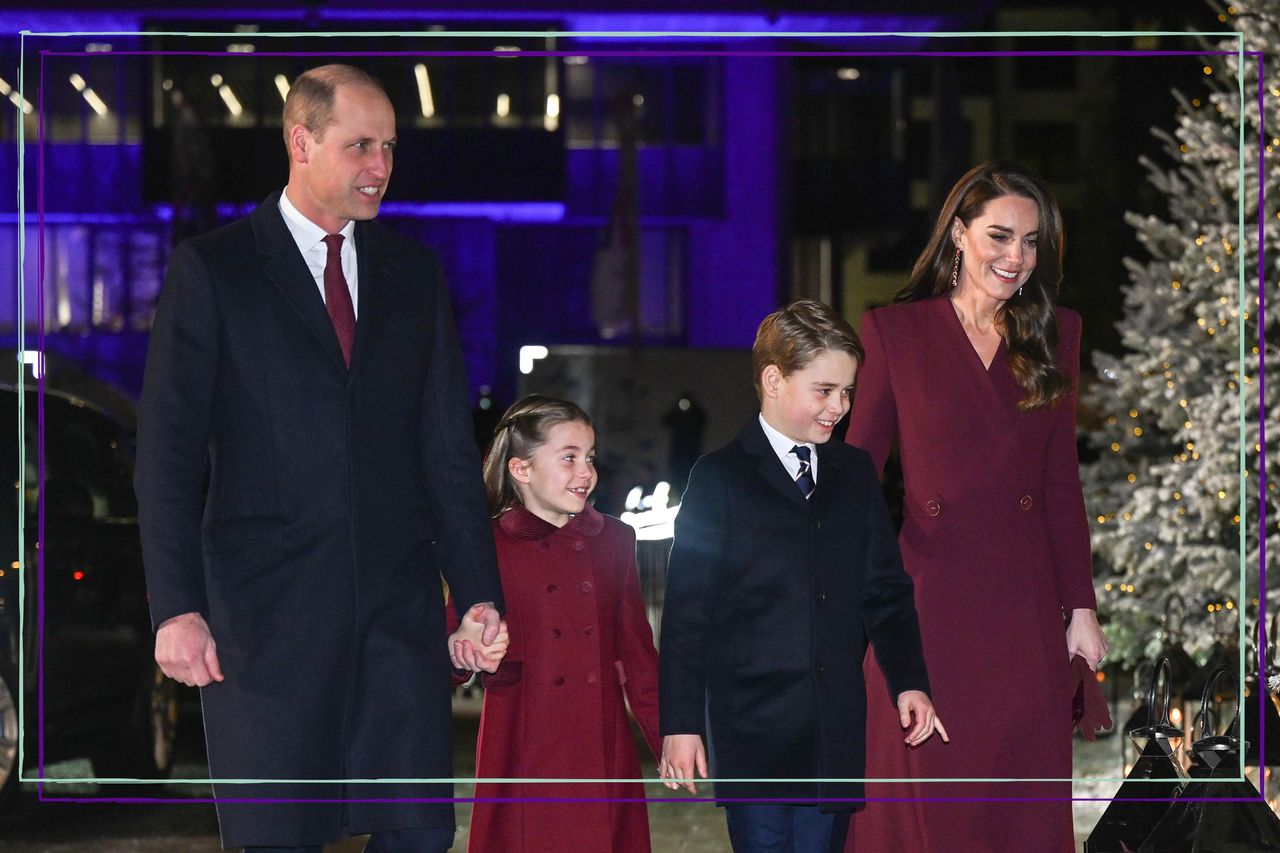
[202,515,283,553]
[481,660,522,689]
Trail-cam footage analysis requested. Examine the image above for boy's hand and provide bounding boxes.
[897,690,949,747]
[658,734,708,795]
[448,603,510,673]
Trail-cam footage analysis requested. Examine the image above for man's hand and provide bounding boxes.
[658,734,708,795]
[897,689,949,747]
[155,611,223,687]
[448,603,509,673]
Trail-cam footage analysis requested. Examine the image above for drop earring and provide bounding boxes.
[950,249,960,289]
[1018,285,1023,297]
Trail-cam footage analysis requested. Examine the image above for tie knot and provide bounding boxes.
[323,233,344,256]
[792,444,811,463]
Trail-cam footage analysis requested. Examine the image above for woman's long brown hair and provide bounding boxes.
[896,160,1072,411]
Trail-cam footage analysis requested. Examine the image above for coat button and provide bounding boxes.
[539,541,551,550]
[816,592,827,603]
[816,665,826,676]
[551,628,561,639]
[586,672,598,685]
[584,626,594,636]
[547,584,558,593]
[572,540,585,551]
[580,581,593,593]
[1019,494,1033,511]
[553,676,565,686]
[925,499,941,517]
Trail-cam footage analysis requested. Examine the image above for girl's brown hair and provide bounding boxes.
[482,394,593,516]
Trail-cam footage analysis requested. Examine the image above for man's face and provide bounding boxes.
[290,83,396,234]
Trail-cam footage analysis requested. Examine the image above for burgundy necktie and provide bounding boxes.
[322,233,356,366]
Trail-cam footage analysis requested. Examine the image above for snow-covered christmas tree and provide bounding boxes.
[1081,3,1278,666]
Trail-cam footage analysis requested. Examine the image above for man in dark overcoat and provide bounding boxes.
[135,64,504,852]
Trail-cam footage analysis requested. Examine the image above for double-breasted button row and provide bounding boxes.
[922,496,1033,515]
[551,673,597,686]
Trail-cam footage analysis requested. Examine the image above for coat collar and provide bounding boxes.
[497,502,606,540]
[737,419,845,511]
[251,192,392,378]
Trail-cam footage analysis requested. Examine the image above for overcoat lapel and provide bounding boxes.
[349,222,389,376]
[738,421,810,511]
[251,194,349,374]
[810,440,845,515]
[927,295,1019,462]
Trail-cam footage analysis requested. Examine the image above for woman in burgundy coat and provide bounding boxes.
[845,162,1108,853]
[467,396,661,853]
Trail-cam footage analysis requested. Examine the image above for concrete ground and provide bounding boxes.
[0,687,1149,852]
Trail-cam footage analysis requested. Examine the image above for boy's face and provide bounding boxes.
[760,350,857,445]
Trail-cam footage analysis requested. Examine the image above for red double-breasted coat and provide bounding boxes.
[468,504,661,853]
[845,297,1097,853]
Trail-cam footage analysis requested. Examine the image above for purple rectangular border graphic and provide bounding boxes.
[30,39,1269,804]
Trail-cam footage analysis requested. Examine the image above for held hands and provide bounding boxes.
[897,690,949,747]
[1066,608,1108,670]
[658,734,708,795]
[448,602,509,673]
[155,611,223,687]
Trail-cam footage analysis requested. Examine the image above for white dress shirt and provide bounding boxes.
[758,413,818,486]
[278,188,359,318]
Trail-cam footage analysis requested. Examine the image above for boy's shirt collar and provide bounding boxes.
[757,413,818,484]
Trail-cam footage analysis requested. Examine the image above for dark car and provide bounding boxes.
[1,382,177,810]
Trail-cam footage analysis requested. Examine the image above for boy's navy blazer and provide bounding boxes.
[659,418,930,805]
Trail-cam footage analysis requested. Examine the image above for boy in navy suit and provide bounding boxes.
[658,299,947,853]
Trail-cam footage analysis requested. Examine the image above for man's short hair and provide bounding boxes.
[751,299,864,401]
[282,64,388,155]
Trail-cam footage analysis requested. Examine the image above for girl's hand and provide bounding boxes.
[1066,608,1108,670]
[449,603,510,673]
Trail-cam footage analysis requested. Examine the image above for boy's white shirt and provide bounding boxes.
[757,413,818,485]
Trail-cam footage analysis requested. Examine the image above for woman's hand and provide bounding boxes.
[1066,608,1108,670]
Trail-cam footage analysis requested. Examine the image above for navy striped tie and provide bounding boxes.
[792,444,815,499]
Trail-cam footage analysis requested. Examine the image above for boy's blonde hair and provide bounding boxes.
[751,299,864,400]
[482,394,593,516]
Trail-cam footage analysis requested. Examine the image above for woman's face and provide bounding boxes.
[951,194,1040,303]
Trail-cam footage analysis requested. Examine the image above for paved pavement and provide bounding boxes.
[0,689,1161,852]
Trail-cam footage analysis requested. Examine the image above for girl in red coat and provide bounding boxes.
[466,395,662,853]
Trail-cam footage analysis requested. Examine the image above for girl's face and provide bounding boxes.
[509,420,597,527]
[951,193,1040,303]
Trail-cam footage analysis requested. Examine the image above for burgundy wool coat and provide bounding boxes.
[844,296,1097,853]
[468,504,661,853]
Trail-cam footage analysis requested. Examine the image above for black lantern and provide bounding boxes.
[1243,615,1280,813]
[1086,657,1189,852]
[1136,665,1280,852]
